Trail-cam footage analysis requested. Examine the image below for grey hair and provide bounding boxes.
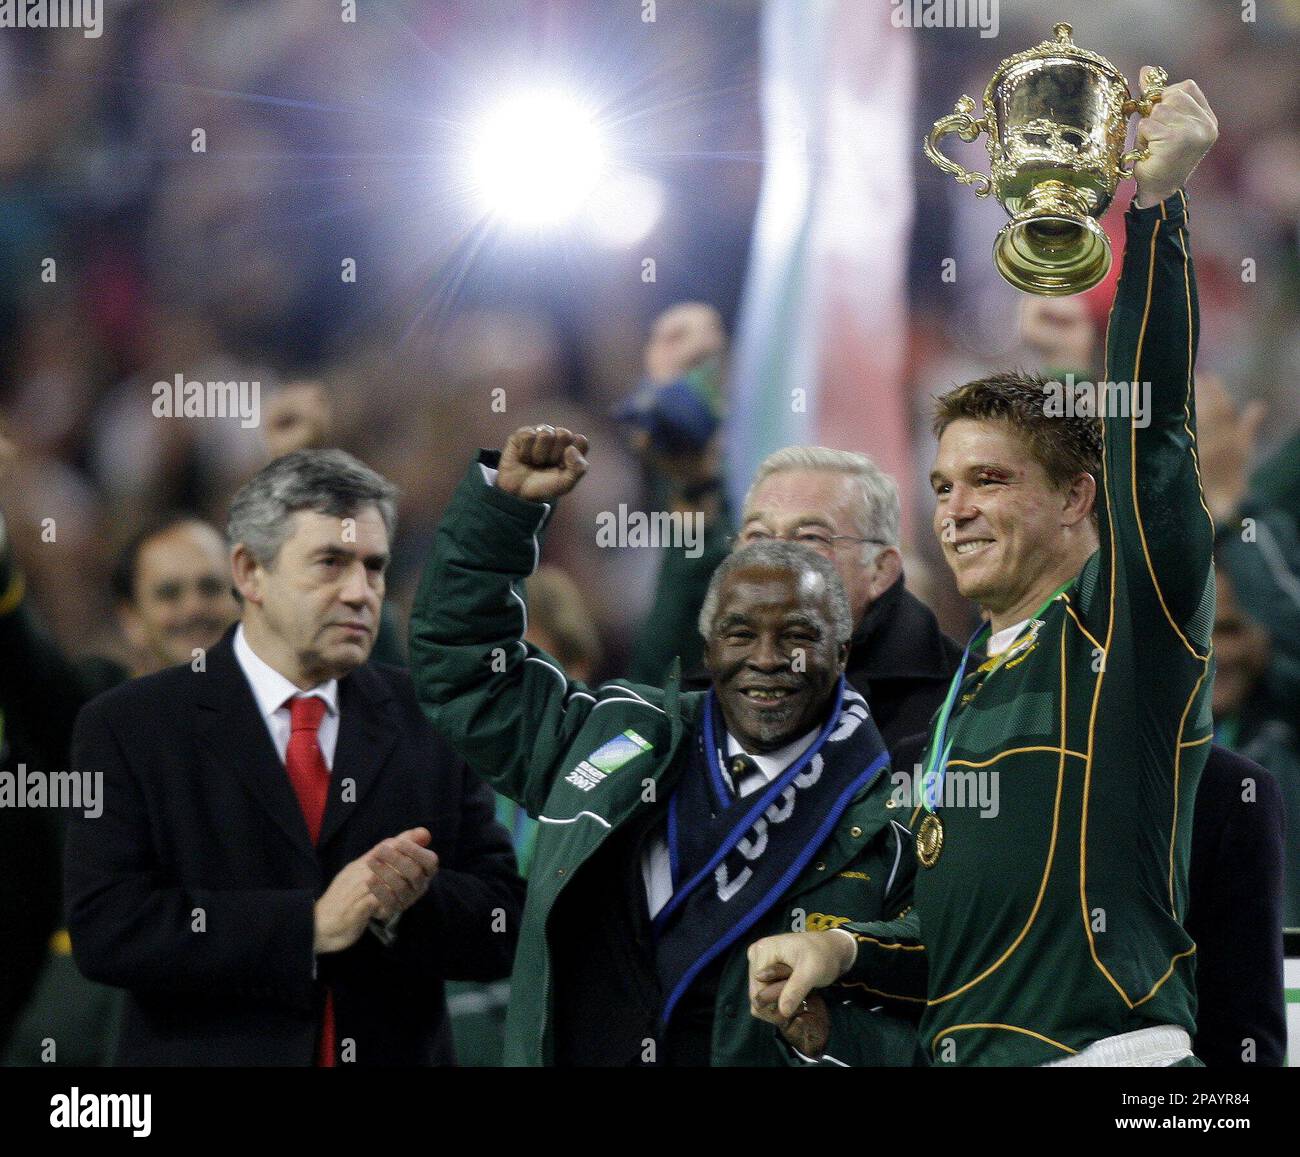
[698,541,853,644]
[743,445,901,555]
[227,449,399,566]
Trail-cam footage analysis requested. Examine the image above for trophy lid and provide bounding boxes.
[984,23,1128,105]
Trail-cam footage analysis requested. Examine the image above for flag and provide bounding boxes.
[727,0,916,531]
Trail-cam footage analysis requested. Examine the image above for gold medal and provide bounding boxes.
[916,813,944,868]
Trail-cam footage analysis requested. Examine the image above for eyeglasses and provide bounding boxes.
[731,528,889,553]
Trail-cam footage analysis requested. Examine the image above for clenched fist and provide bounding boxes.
[496,425,589,502]
[1132,71,1218,209]
[643,302,726,386]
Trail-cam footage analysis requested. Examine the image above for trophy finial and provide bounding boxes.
[1053,23,1073,43]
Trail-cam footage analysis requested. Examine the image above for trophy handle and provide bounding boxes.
[1118,67,1168,180]
[925,96,992,197]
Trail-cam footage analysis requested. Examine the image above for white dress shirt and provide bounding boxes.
[232,624,403,949]
[233,624,340,767]
[641,726,819,919]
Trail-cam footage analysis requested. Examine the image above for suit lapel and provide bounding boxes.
[195,631,318,865]
[318,664,399,849]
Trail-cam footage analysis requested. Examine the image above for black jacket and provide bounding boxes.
[64,628,524,1066]
[0,545,124,1053]
[842,579,963,751]
[1186,744,1287,1067]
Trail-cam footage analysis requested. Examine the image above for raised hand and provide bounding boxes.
[1195,372,1267,526]
[496,424,589,502]
[643,301,726,386]
[263,380,333,460]
[1132,71,1218,209]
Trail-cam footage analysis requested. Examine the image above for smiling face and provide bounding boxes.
[120,522,239,671]
[704,563,848,754]
[234,506,389,688]
[930,418,1095,631]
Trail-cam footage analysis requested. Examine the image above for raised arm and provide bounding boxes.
[409,426,622,815]
[1092,75,1218,639]
[627,502,730,685]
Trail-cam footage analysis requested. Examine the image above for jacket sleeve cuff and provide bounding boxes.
[464,449,556,522]
[831,926,858,971]
[1126,190,1189,227]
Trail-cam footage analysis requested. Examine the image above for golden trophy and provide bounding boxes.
[925,22,1165,295]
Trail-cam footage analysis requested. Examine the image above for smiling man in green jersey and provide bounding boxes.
[745,71,1220,1066]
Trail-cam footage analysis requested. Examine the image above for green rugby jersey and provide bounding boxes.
[840,194,1215,1066]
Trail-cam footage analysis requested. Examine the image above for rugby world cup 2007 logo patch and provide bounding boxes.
[564,730,654,792]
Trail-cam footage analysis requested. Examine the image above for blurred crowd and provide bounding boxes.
[0,0,762,672]
[2,0,1297,675]
[1,0,1296,671]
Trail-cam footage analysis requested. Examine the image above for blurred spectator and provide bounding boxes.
[1185,744,1287,1067]
[1210,566,1299,928]
[1196,372,1300,927]
[0,499,238,1065]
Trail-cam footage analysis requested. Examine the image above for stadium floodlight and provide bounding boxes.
[468,89,608,228]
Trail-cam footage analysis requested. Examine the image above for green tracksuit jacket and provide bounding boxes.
[410,460,917,1066]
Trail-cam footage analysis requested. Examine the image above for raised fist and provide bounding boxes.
[496,425,589,502]
[643,302,726,385]
[1132,72,1218,209]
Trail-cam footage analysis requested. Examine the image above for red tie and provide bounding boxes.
[284,694,335,1066]
[286,696,330,841]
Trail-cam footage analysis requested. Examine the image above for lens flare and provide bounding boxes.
[469,90,608,228]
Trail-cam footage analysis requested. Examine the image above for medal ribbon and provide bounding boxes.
[918,579,1075,814]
